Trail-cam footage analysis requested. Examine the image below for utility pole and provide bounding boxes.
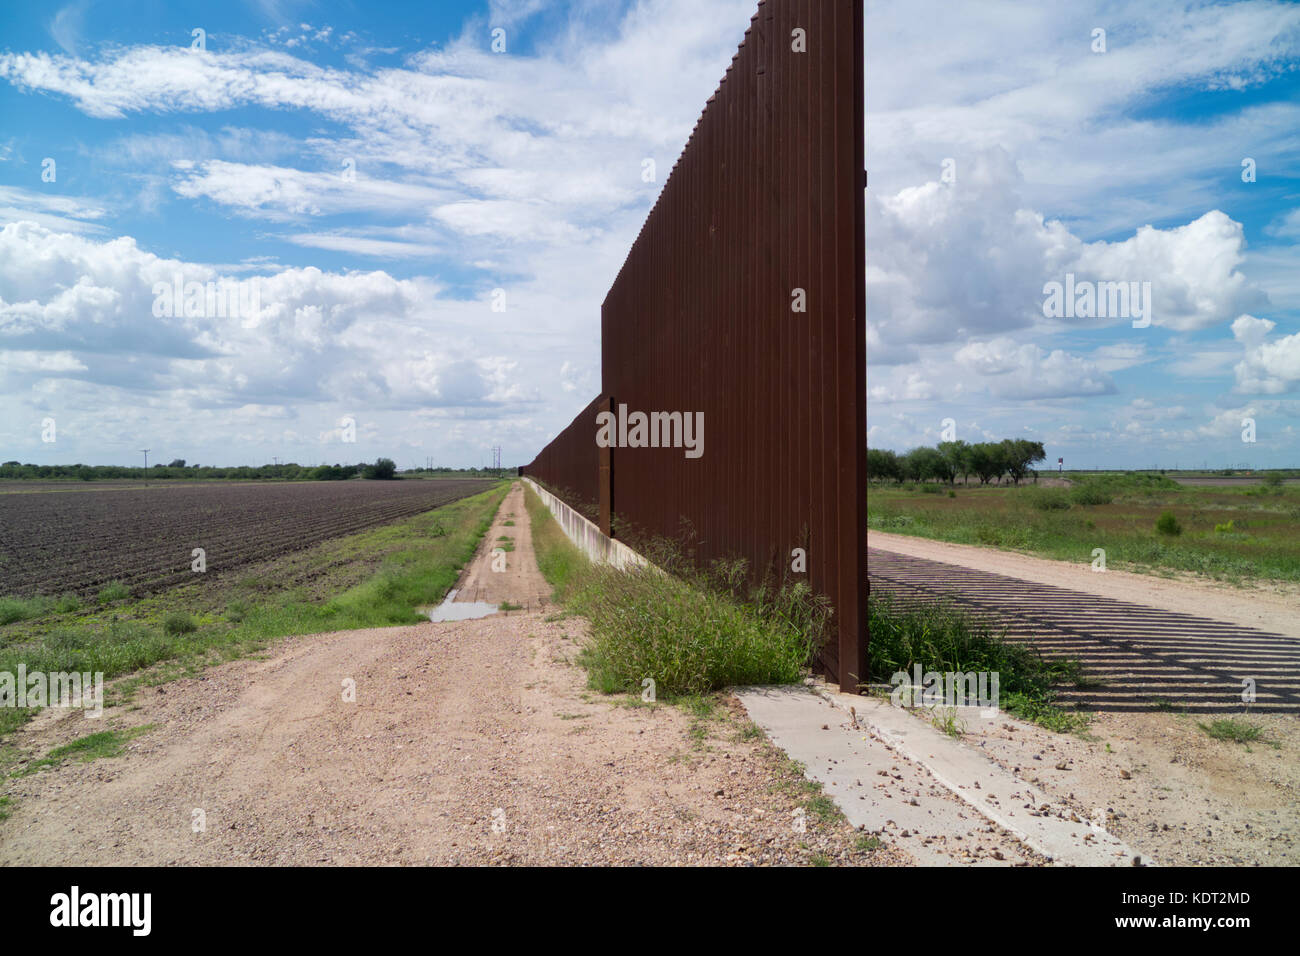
[140,449,150,486]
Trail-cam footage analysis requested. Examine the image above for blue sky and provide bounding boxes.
[863,0,1300,469]
[0,0,1298,470]
[1,0,753,469]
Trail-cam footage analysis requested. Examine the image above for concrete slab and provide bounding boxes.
[735,684,1153,867]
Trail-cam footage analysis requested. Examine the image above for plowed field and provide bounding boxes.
[0,479,495,598]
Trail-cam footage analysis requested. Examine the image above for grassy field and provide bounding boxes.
[0,482,508,740]
[868,473,1300,584]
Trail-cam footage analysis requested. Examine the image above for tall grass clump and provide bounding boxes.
[0,593,80,625]
[97,581,130,604]
[1069,481,1114,506]
[567,563,822,697]
[1025,487,1071,511]
[866,590,1087,732]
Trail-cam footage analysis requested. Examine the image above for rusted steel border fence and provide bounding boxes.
[520,394,604,525]
[523,0,865,691]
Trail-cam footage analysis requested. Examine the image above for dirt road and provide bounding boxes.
[0,485,902,866]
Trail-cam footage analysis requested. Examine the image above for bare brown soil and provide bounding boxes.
[0,479,495,599]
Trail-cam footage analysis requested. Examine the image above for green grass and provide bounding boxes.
[524,484,590,602]
[1198,718,1272,745]
[930,707,967,737]
[17,724,156,775]
[96,581,131,604]
[162,611,197,635]
[804,793,839,823]
[567,563,823,697]
[0,483,508,741]
[526,482,828,698]
[524,493,866,857]
[1025,487,1071,511]
[771,753,848,832]
[867,591,1089,733]
[0,594,80,625]
[867,477,1300,584]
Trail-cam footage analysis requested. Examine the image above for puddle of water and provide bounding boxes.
[419,588,498,622]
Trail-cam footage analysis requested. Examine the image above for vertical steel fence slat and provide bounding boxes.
[522,0,865,690]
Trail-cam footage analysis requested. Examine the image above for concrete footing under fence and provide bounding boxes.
[522,478,647,570]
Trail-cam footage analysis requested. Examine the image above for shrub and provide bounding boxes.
[162,612,198,635]
[362,457,397,480]
[1214,520,1235,534]
[1155,511,1182,536]
[1069,481,1114,506]
[1026,487,1071,511]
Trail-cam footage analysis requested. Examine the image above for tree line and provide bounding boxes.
[867,439,1047,485]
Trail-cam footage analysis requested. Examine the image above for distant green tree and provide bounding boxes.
[866,447,902,483]
[364,457,397,480]
[967,442,1006,484]
[937,440,970,484]
[1001,439,1046,485]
